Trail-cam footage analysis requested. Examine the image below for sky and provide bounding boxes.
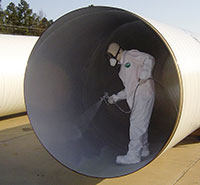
[2,0,200,34]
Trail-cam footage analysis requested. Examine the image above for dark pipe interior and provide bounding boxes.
[25,6,180,178]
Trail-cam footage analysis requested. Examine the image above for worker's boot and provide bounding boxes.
[116,152,141,165]
[141,146,150,157]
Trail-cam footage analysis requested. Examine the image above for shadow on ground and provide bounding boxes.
[175,135,200,147]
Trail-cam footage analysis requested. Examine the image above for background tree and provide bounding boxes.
[0,1,6,33]
[0,0,53,36]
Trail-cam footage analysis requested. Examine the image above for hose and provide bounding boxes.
[113,82,140,114]
[109,78,178,114]
[103,78,154,114]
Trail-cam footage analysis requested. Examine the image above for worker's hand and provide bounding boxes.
[108,96,115,104]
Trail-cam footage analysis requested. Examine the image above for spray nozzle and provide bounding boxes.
[100,92,109,105]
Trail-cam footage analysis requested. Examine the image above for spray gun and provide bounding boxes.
[100,92,109,105]
[100,92,130,113]
[99,79,173,115]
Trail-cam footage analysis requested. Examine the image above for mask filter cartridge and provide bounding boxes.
[109,58,117,67]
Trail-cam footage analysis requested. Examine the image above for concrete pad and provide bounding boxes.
[0,115,29,130]
[175,159,200,185]
[0,116,200,185]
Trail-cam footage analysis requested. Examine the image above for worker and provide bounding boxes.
[106,43,155,165]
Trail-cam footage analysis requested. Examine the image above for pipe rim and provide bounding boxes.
[24,6,184,178]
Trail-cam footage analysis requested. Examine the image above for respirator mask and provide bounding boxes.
[106,47,121,67]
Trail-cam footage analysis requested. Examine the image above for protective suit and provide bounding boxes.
[109,49,155,165]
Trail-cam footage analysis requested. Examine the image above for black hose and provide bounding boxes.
[113,78,153,114]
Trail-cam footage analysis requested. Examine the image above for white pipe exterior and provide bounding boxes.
[0,34,38,117]
[145,19,200,152]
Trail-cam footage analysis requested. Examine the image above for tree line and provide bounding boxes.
[0,0,53,36]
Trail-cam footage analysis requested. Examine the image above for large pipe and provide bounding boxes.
[0,34,38,117]
[24,6,200,178]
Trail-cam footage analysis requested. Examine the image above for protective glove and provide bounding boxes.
[108,96,115,104]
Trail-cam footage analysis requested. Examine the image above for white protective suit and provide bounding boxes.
[110,49,155,164]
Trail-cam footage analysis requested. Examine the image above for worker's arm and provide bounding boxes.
[138,55,155,81]
[108,89,127,104]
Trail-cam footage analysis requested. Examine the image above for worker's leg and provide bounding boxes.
[141,131,150,157]
[116,90,155,165]
[141,94,155,157]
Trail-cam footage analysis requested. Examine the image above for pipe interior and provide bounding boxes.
[25,6,180,178]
